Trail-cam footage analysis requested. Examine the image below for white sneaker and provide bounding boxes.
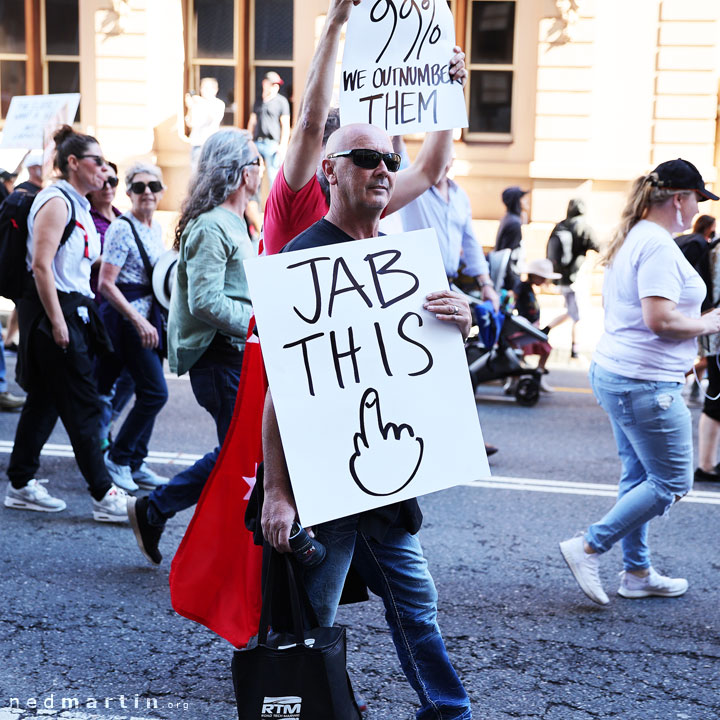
[617,568,688,599]
[132,462,169,490]
[559,534,609,605]
[105,456,138,492]
[539,376,555,393]
[4,479,66,512]
[92,485,130,523]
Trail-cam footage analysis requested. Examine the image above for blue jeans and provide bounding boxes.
[304,517,472,720]
[146,357,241,525]
[0,337,7,393]
[587,362,693,571]
[100,320,168,470]
[98,368,136,442]
[255,137,280,189]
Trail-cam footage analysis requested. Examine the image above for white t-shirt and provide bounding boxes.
[27,179,101,298]
[594,219,706,382]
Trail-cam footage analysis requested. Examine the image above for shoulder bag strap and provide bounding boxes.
[120,215,154,280]
[56,187,76,247]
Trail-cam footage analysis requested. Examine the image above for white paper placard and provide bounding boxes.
[339,0,468,135]
[0,94,80,150]
[244,229,489,528]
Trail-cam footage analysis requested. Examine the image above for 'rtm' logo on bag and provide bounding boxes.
[261,696,302,719]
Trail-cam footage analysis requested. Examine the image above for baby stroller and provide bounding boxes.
[456,250,550,407]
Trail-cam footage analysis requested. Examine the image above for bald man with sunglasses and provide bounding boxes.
[260,122,474,720]
[261,0,467,256]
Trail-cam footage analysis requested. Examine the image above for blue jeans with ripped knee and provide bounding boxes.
[587,362,693,571]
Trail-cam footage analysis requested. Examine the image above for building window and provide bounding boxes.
[44,0,80,120]
[465,0,515,139]
[187,0,238,126]
[0,0,28,119]
[0,0,81,123]
[250,0,293,120]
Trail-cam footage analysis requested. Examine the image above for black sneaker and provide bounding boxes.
[694,467,720,483]
[127,496,164,565]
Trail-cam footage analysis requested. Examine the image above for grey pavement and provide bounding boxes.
[0,351,719,720]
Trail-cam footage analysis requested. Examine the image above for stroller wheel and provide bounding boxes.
[515,377,540,406]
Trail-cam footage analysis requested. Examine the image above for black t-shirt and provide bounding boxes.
[281,218,423,540]
[252,93,290,143]
[514,279,540,325]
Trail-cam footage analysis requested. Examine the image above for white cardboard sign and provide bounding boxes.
[244,229,488,528]
[0,94,80,150]
[339,0,468,135]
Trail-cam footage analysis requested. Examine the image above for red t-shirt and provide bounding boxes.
[262,166,328,255]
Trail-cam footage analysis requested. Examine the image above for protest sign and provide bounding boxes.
[244,229,488,528]
[0,94,80,150]
[339,0,468,135]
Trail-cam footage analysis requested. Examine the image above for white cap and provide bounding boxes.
[24,153,43,169]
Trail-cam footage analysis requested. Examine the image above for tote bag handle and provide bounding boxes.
[257,551,320,645]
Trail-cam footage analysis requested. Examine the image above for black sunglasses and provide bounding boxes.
[326,149,402,173]
[79,154,107,167]
[130,180,163,194]
[103,176,119,189]
[241,157,262,169]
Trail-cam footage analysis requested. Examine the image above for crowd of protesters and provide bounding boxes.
[2,0,720,717]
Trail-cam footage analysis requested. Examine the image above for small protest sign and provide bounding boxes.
[339,0,468,135]
[0,94,80,150]
[244,229,488,528]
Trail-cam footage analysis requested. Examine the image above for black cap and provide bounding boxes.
[651,158,719,202]
[501,186,528,208]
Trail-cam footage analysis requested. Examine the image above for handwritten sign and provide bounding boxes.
[244,229,488,528]
[339,0,468,135]
[0,94,80,150]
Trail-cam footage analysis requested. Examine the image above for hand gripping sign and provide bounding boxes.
[243,229,489,528]
[339,0,468,135]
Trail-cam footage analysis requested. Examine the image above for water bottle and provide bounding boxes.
[288,522,326,567]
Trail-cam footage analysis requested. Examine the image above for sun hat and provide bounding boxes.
[152,249,178,310]
[521,258,561,280]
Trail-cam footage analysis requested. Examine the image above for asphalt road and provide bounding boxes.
[1,352,719,720]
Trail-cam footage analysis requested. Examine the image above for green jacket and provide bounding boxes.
[167,206,254,375]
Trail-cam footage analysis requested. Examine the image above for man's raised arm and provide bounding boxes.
[282,0,360,192]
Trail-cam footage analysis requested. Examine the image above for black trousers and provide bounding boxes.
[8,310,112,501]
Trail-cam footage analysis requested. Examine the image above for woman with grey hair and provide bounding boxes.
[127,129,261,564]
[96,162,169,493]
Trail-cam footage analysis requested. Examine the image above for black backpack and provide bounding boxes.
[0,186,75,300]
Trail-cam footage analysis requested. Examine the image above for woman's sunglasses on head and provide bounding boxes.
[130,180,163,194]
[326,149,402,173]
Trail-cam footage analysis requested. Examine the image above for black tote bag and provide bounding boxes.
[231,551,362,720]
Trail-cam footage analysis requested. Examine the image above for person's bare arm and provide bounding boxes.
[261,389,297,553]
[282,0,360,191]
[98,262,159,349]
[31,198,70,348]
[642,296,720,339]
[386,47,467,214]
[278,114,291,162]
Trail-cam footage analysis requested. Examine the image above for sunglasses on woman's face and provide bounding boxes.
[242,157,262,169]
[130,180,163,194]
[79,154,107,167]
[326,148,402,173]
[102,176,119,189]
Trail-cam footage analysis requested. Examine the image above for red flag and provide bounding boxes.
[169,317,267,648]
